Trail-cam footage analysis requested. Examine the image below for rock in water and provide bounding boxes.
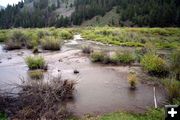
[74,70,79,74]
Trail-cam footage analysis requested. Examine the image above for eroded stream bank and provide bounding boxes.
[0,35,167,116]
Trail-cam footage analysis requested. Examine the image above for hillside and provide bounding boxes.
[23,0,75,17]
[0,0,180,28]
[0,0,75,28]
[82,7,120,27]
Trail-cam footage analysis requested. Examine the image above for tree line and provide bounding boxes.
[0,0,179,28]
[0,0,71,28]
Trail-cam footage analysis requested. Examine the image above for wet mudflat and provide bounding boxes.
[0,36,167,116]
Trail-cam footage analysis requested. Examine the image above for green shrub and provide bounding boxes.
[25,56,46,70]
[135,48,144,62]
[102,54,111,64]
[59,30,73,39]
[111,51,135,64]
[162,79,180,102]
[90,51,135,65]
[170,49,180,80]
[0,31,8,42]
[26,33,38,49]
[37,31,47,39]
[90,51,105,62]
[143,42,157,54]
[5,31,30,50]
[82,46,93,54]
[141,54,168,76]
[41,37,61,50]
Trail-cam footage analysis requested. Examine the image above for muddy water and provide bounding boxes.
[0,36,166,116]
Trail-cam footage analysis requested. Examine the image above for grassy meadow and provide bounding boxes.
[0,27,180,49]
[81,27,180,49]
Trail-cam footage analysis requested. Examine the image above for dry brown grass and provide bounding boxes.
[0,76,76,120]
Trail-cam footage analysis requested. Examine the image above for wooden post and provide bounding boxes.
[153,87,157,108]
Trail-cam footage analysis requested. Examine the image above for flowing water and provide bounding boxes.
[0,35,167,116]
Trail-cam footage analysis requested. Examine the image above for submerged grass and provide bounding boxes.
[28,70,44,80]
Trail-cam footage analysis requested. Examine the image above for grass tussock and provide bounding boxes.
[25,56,46,70]
[128,71,138,89]
[4,31,29,50]
[90,51,135,65]
[0,30,8,42]
[2,28,75,51]
[0,76,76,120]
[28,70,44,80]
[3,31,39,50]
[111,51,135,64]
[82,46,93,54]
[90,51,106,63]
[141,53,168,76]
[41,37,61,51]
[162,79,180,102]
[59,30,73,39]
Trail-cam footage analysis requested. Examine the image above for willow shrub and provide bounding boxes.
[90,51,105,62]
[141,53,168,76]
[59,30,73,39]
[162,79,180,102]
[111,51,135,64]
[41,37,61,51]
[4,31,29,50]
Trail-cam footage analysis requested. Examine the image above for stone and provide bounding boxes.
[74,70,79,74]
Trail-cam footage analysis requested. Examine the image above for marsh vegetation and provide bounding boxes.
[25,56,46,70]
[0,27,179,120]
